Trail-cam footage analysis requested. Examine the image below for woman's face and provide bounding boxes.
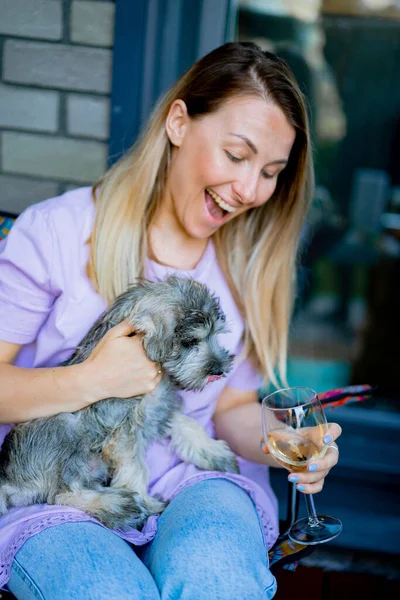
[162,95,296,240]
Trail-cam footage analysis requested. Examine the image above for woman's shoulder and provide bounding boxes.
[27,186,94,225]
[15,186,95,245]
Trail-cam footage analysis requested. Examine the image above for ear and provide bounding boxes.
[142,325,174,364]
[129,297,176,364]
[165,99,189,148]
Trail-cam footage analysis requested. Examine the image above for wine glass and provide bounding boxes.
[262,386,342,545]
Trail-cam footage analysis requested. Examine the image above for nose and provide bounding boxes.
[232,172,258,205]
[209,360,226,377]
[212,368,225,376]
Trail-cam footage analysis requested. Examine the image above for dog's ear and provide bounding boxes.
[129,296,176,364]
[142,326,175,363]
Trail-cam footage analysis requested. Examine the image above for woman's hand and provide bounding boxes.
[260,422,342,494]
[81,320,162,404]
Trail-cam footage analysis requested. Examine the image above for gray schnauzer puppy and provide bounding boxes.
[0,276,239,531]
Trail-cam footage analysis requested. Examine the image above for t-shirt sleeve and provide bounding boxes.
[0,206,55,344]
[225,355,264,392]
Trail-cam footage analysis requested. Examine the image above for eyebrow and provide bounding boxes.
[228,133,288,166]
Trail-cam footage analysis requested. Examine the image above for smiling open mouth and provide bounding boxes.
[205,188,237,221]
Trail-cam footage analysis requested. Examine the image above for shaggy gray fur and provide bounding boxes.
[0,276,239,530]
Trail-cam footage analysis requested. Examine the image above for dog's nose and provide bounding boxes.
[212,368,225,376]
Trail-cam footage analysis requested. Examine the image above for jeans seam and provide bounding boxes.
[264,575,277,599]
[11,557,46,600]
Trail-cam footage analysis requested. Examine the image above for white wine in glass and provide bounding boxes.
[262,386,342,545]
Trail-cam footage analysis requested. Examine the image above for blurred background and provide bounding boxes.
[0,1,399,597]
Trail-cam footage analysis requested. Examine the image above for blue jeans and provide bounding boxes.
[7,479,277,599]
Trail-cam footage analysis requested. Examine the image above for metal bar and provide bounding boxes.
[109,0,148,164]
[110,0,237,163]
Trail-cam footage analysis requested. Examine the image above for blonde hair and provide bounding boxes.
[90,42,314,387]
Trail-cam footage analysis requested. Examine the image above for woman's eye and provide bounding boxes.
[225,151,243,163]
[262,171,275,179]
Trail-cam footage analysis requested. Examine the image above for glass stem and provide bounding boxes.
[304,494,320,527]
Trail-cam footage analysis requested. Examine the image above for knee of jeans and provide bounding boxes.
[161,558,276,600]
[157,530,272,598]
[103,578,160,600]
[9,558,160,600]
[9,523,161,600]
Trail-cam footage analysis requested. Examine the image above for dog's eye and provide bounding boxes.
[182,338,199,348]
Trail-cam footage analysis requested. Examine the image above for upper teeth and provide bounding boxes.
[206,189,237,213]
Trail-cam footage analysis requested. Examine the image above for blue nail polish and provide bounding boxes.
[288,475,299,483]
[324,434,333,444]
[260,441,264,452]
[308,464,318,472]
[297,485,306,492]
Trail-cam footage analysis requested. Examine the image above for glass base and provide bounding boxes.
[289,515,343,546]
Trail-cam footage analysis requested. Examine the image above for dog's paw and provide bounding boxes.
[102,500,151,531]
[142,495,168,516]
[117,494,167,531]
[122,508,151,531]
[65,487,151,531]
[196,440,240,474]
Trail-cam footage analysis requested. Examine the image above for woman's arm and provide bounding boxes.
[0,321,161,423]
[213,386,282,468]
[0,340,95,422]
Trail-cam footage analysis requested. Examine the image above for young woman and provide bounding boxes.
[0,42,341,599]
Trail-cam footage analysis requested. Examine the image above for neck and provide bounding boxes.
[149,196,208,270]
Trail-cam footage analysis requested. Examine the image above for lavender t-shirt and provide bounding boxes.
[0,188,279,587]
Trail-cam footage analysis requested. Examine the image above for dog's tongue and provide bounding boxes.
[207,375,223,384]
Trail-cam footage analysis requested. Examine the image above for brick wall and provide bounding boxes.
[0,0,115,214]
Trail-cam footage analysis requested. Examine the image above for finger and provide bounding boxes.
[108,320,136,338]
[149,362,162,376]
[302,422,341,448]
[294,480,325,495]
[288,467,330,485]
[298,444,339,476]
[324,422,342,444]
[153,367,163,381]
[142,370,162,394]
[149,374,162,392]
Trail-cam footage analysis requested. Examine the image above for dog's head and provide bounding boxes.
[118,276,234,391]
